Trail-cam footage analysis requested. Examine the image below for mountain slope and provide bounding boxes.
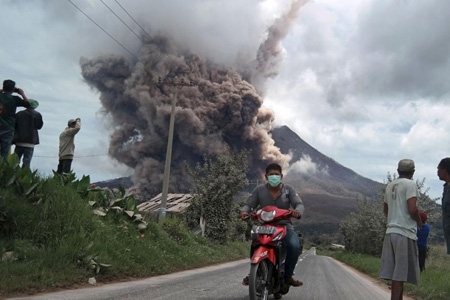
[270,126,385,235]
[272,125,384,199]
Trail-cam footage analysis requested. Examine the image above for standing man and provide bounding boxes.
[417,212,431,272]
[13,99,43,168]
[240,163,305,287]
[437,157,450,254]
[0,79,30,162]
[57,118,81,174]
[379,159,423,300]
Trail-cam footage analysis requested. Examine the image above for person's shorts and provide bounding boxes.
[379,233,419,285]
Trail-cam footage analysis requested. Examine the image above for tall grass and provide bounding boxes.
[321,245,450,300]
[0,172,249,298]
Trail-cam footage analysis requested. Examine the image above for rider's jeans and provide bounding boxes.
[282,228,301,277]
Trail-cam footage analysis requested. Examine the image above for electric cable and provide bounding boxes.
[99,0,144,42]
[112,0,187,70]
[114,0,153,40]
[66,0,138,59]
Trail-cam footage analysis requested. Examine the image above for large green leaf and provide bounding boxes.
[24,182,40,196]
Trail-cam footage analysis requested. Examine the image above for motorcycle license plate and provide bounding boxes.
[252,225,277,235]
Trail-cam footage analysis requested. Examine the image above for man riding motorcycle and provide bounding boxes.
[240,163,305,287]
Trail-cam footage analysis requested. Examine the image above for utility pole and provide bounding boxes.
[158,76,195,223]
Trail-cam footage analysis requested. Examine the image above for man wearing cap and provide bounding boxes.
[57,118,81,174]
[437,157,450,255]
[13,99,43,168]
[0,79,30,162]
[379,159,423,300]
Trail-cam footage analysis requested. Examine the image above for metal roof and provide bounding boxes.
[137,193,194,214]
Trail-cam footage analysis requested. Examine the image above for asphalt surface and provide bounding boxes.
[8,249,394,300]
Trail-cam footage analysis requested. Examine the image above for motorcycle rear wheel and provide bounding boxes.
[249,260,270,300]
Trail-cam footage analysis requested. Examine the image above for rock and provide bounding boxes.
[88,277,97,285]
[2,251,18,262]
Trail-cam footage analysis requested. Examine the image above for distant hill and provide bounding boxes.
[94,125,385,238]
[93,177,133,190]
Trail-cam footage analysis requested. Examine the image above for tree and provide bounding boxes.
[340,198,386,255]
[340,173,441,255]
[183,148,249,243]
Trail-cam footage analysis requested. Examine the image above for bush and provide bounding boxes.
[340,199,386,255]
[162,218,193,245]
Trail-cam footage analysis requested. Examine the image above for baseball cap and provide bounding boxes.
[419,212,428,222]
[67,119,77,126]
[398,159,415,172]
[28,99,39,109]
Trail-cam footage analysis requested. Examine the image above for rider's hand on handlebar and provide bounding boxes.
[290,210,301,219]
[240,211,249,220]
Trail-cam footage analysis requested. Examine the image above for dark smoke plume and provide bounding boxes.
[246,0,310,93]
[80,1,307,198]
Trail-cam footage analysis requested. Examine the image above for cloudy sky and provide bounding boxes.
[1,0,448,200]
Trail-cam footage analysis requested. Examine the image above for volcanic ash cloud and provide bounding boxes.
[80,0,310,198]
[80,36,291,197]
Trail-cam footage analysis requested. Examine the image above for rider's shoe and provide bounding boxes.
[285,276,303,287]
[242,275,249,286]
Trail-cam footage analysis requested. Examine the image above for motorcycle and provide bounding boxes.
[248,206,293,300]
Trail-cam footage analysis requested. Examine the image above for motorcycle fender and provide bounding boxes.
[251,247,276,265]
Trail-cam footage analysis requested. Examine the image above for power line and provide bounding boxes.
[69,0,192,87]
[99,0,143,42]
[66,0,138,59]
[114,0,153,40]
[112,0,185,71]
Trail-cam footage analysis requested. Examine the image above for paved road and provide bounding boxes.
[8,249,394,300]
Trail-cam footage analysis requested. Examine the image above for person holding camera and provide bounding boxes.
[57,118,81,174]
[0,79,30,162]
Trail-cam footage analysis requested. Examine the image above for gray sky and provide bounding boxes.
[1,0,448,200]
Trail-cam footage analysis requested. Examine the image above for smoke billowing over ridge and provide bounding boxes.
[81,0,307,198]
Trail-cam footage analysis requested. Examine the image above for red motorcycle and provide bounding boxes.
[248,206,293,300]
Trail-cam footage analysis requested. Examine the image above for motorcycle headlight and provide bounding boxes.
[261,210,276,222]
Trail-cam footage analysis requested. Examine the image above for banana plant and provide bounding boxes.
[88,187,147,231]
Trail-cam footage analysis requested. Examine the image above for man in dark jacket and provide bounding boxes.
[0,79,30,162]
[13,99,43,168]
[437,157,450,254]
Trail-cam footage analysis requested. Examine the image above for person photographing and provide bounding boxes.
[57,118,81,174]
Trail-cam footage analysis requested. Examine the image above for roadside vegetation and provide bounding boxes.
[321,245,450,300]
[0,154,249,298]
[318,174,449,300]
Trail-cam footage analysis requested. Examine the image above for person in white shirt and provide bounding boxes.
[379,159,423,300]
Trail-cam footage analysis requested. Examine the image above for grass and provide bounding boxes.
[319,245,450,300]
[0,166,249,298]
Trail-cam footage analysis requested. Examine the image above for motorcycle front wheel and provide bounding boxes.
[249,260,270,300]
